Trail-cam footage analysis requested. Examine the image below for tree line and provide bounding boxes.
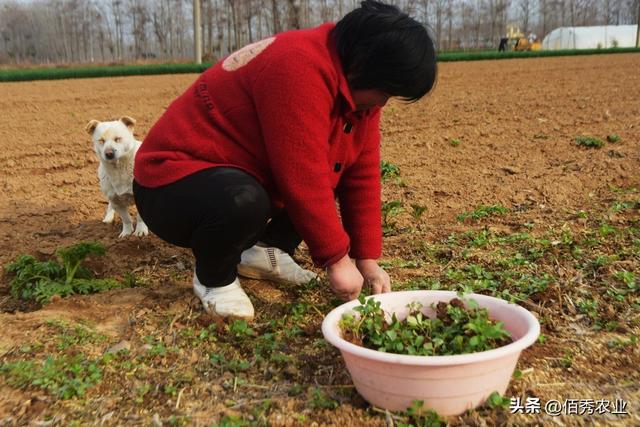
[1,0,638,65]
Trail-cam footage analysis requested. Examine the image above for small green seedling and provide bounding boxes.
[410,204,427,220]
[382,200,403,233]
[606,134,621,143]
[575,136,604,148]
[486,391,511,409]
[457,205,509,222]
[381,160,400,181]
[398,400,444,427]
[450,138,461,147]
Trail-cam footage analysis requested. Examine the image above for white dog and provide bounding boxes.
[85,116,148,238]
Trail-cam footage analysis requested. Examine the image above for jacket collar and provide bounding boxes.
[323,23,357,113]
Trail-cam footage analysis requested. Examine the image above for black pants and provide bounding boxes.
[133,167,302,287]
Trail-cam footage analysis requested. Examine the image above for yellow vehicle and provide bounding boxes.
[514,37,542,51]
[501,25,542,52]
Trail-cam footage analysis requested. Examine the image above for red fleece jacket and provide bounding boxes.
[135,23,382,267]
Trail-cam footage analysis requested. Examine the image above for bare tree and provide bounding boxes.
[446,0,454,49]
[130,0,150,58]
[474,0,484,48]
[1,0,637,66]
[287,0,302,29]
[270,0,281,33]
[519,0,532,33]
[434,0,447,49]
[152,0,169,57]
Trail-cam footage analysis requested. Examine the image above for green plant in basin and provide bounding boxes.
[339,295,511,356]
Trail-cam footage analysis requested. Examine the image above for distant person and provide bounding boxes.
[499,37,509,52]
[133,1,437,320]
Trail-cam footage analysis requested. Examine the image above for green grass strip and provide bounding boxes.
[437,47,640,62]
[0,62,211,82]
[1,47,639,82]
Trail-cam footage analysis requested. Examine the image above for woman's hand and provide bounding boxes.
[326,254,364,301]
[355,259,391,295]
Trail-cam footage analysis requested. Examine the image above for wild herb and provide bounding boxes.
[339,295,511,356]
[380,160,401,181]
[575,135,604,148]
[0,354,102,399]
[410,204,427,220]
[382,200,403,234]
[5,242,121,303]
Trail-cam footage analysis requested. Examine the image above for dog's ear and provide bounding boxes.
[85,120,100,135]
[119,116,136,129]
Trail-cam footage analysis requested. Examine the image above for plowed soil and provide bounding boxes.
[0,53,639,426]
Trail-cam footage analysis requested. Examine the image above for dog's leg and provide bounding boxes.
[103,202,116,223]
[112,203,134,237]
[133,212,149,237]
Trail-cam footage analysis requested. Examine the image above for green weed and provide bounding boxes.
[398,400,444,427]
[46,320,107,350]
[606,134,621,143]
[611,199,640,212]
[599,223,617,237]
[5,242,121,303]
[381,160,400,181]
[410,204,427,220]
[382,200,403,234]
[576,299,599,319]
[561,352,573,369]
[0,354,102,399]
[485,391,511,409]
[575,136,604,148]
[614,270,636,288]
[396,277,442,291]
[340,295,511,356]
[167,415,191,426]
[209,353,251,373]
[228,320,255,340]
[308,387,339,409]
[606,335,637,350]
[457,205,509,222]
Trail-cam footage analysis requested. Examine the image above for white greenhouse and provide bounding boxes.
[542,25,638,50]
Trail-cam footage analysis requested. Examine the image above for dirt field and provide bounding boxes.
[0,53,639,426]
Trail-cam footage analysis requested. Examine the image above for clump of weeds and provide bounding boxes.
[575,135,604,148]
[339,295,511,356]
[5,242,122,304]
[1,353,102,399]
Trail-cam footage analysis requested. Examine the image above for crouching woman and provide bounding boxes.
[133,1,437,320]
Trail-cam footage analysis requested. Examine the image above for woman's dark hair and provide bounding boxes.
[332,0,437,102]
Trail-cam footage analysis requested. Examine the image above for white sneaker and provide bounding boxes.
[238,244,318,285]
[193,275,254,320]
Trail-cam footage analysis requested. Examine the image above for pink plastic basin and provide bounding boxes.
[321,290,540,416]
